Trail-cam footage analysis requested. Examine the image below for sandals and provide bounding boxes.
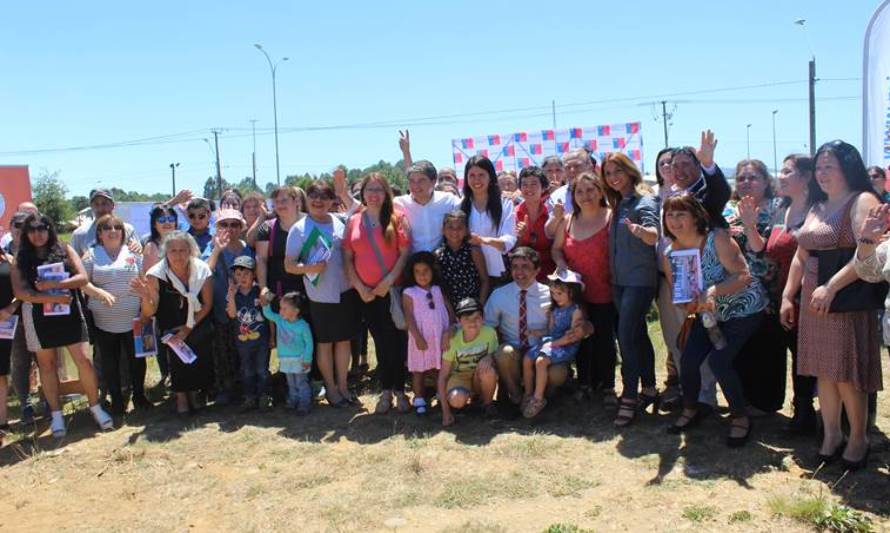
[639,391,661,414]
[522,397,547,418]
[395,393,412,413]
[614,397,638,427]
[726,417,752,448]
[667,408,704,434]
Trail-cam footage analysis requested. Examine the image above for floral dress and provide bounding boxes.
[725,197,781,312]
[435,241,482,308]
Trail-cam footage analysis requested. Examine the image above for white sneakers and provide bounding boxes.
[50,411,66,438]
[90,404,114,431]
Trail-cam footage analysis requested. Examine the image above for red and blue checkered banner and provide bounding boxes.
[451,122,643,178]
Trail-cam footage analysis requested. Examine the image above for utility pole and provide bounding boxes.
[808,58,816,156]
[551,100,557,129]
[773,109,779,174]
[169,162,179,197]
[212,129,223,200]
[661,100,670,148]
[746,124,752,160]
[250,119,258,188]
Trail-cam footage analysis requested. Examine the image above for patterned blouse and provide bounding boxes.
[435,241,482,308]
[724,197,782,312]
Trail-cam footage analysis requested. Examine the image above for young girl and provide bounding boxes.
[522,269,586,418]
[401,252,454,415]
[434,210,490,309]
[262,291,314,414]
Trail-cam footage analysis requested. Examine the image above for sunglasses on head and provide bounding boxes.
[100,224,124,232]
[156,215,177,224]
[27,224,49,233]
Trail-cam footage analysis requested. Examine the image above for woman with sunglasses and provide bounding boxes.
[80,214,149,416]
[143,205,179,273]
[285,180,360,407]
[11,213,112,437]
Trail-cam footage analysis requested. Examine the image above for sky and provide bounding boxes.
[0,1,883,197]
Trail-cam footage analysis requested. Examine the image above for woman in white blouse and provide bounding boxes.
[459,155,516,286]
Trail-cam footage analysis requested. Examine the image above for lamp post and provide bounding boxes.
[773,109,779,174]
[169,162,180,197]
[254,43,288,186]
[746,124,752,159]
[795,19,816,156]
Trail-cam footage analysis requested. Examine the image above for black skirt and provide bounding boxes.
[308,289,360,343]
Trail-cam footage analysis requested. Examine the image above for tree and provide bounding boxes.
[235,176,261,196]
[203,176,231,200]
[32,170,73,230]
[70,195,90,213]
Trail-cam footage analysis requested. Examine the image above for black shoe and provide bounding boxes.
[667,410,704,434]
[840,447,870,472]
[727,417,753,448]
[815,440,845,466]
[785,407,818,435]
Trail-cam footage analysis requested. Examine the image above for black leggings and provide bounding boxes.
[577,302,617,391]
[360,294,406,392]
[93,327,146,409]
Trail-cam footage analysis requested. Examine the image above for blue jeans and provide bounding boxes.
[614,285,657,399]
[285,372,312,410]
[680,312,763,416]
[238,343,270,399]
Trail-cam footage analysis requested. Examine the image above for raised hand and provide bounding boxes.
[398,130,410,155]
[860,203,890,242]
[697,129,718,168]
[130,275,152,299]
[551,200,565,221]
[213,231,230,250]
[737,195,760,229]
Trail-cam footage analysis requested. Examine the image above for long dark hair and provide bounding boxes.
[16,213,67,286]
[403,251,442,289]
[779,154,814,208]
[460,155,503,228]
[359,172,399,243]
[808,140,880,206]
[149,204,178,245]
[654,147,674,187]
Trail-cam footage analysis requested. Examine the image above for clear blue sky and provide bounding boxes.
[0,1,881,197]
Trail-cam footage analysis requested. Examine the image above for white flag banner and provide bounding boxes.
[863,0,890,168]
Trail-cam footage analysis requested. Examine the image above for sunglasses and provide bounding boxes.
[27,224,49,233]
[307,191,334,200]
[188,212,207,220]
[735,175,763,183]
[156,215,177,224]
[12,222,23,229]
[426,290,435,310]
[100,224,124,232]
[218,222,242,229]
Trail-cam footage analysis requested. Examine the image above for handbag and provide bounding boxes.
[676,314,696,352]
[812,248,888,313]
[362,212,407,330]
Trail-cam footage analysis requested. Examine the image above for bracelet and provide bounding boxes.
[858,237,877,245]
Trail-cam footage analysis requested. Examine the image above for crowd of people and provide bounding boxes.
[0,130,886,473]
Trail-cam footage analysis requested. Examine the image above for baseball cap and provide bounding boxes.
[455,297,482,317]
[230,256,256,271]
[89,189,114,202]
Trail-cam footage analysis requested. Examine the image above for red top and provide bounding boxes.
[765,224,798,302]
[343,210,410,287]
[562,218,612,304]
[516,200,555,282]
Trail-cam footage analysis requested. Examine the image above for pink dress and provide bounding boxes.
[404,285,450,372]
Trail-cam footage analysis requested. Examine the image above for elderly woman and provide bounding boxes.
[515,166,555,282]
[724,159,786,415]
[602,152,660,427]
[286,180,360,407]
[663,195,767,446]
[131,231,213,415]
[541,155,565,193]
[343,173,411,414]
[12,213,112,437]
[81,214,148,415]
[781,140,881,471]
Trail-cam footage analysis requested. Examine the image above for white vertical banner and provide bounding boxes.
[863,0,890,168]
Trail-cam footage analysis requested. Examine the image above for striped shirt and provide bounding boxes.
[82,246,143,333]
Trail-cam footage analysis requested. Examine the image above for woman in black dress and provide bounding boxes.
[11,213,112,438]
[131,230,213,415]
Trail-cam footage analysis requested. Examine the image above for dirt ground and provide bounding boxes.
[1,325,888,532]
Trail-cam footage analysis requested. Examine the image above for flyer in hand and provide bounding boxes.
[161,333,197,364]
[668,248,703,304]
[133,317,158,358]
[36,262,71,316]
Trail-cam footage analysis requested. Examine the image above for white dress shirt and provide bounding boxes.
[394,191,461,253]
[484,281,551,346]
[469,197,516,278]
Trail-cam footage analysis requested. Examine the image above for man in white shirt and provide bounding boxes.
[484,247,590,406]
[394,161,460,253]
[70,189,140,257]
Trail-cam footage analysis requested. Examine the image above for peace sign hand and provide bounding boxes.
[399,130,410,156]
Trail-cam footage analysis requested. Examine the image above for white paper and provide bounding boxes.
[304,237,332,285]
[37,263,71,316]
[669,248,703,304]
[161,333,197,364]
[0,315,18,340]
[133,317,158,358]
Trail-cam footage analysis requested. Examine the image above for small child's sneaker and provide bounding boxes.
[413,397,427,416]
[50,411,66,438]
[90,404,114,431]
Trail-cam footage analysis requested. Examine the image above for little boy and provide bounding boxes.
[438,298,499,427]
[185,197,214,252]
[262,291,314,414]
[226,256,271,410]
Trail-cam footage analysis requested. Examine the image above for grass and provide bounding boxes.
[682,504,718,523]
[768,491,874,532]
[542,525,594,533]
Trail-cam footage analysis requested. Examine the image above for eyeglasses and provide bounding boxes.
[735,174,763,183]
[188,212,207,220]
[156,215,177,224]
[26,224,49,233]
[307,191,334,200]
[426,290,435,310]
[218,222,242,229]
[100,224,124,232]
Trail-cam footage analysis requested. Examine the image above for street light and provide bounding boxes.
[169,162,180,197]
[773,109,779,174]
[746,124,752,159]
[795,19,816,156]
[254,43,288,186]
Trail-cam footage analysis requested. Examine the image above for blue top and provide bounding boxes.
[206,242,255,323]
[698,230,767,322]
[261,305,313,373]
[232,285,269,349]
[609,193,660,288]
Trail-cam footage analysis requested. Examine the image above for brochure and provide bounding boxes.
[0,315,18,340]
[133,317,158,358]
[37,262,71,316]
[161,333,197,364]
[668,248,703,304]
